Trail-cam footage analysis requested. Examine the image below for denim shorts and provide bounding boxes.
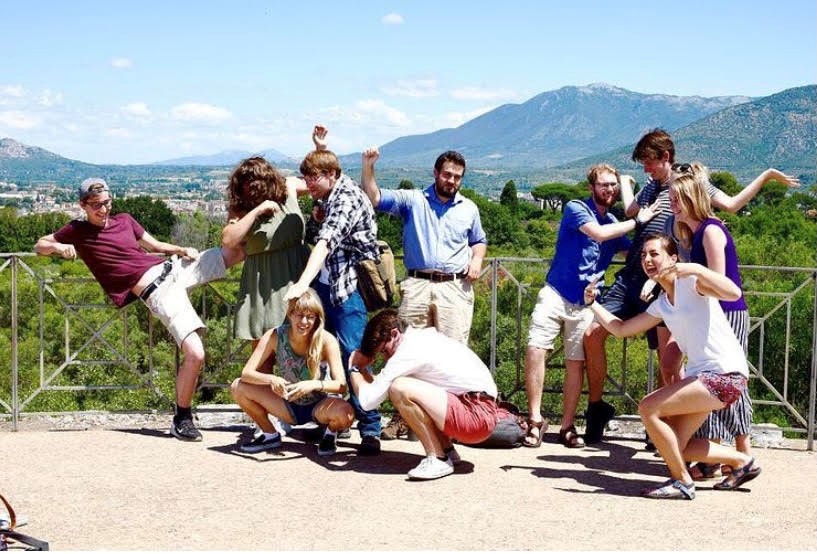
[285,399,323,425]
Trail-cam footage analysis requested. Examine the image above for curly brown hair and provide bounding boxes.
[227,157,287,216]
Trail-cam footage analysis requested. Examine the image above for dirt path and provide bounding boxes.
[2,422,815,550]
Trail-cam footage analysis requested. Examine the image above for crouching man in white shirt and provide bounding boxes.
[348,309,500,480]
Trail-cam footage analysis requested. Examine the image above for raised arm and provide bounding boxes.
[584,279,662,338]
[312,124,329,151]
[619,175,640,217]
[672,262,741,302]
[712,168,800,213]
[138,231,199,260]
[360,147,382,207]
[284,239,330,301]
[580,200,660,242]
[34,234,76,259]
[221,200,279,249]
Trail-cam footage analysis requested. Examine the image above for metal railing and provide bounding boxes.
[2,253,815,450]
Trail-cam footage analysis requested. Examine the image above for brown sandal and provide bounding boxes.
[523,418,548,447]
[558,425,585,448]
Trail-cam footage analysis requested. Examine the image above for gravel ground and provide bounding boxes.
[1,414,815,551]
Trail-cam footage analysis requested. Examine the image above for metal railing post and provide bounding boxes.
[489,258,499,372]
[11,255,19,431]
[808,272,817,451]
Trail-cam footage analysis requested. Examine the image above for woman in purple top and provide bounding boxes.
[668,164,754,489]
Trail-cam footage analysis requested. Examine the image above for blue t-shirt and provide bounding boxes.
[378,185,487,273]
[546,198,630,305]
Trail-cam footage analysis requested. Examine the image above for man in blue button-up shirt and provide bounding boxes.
[361,147,487,345]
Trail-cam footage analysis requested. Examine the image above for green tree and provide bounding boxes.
[531,182,583,212]
[398,179,415,190]
[710,171,741,198]
[172,212,214,251]
[499,180,519,212]
[112,196,176,241]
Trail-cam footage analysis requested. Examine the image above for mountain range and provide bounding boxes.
[340,83,752,169]
[1,83,814,189]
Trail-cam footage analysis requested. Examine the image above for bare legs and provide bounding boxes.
[524,346,584,435]
[638,376,753,483]
[230,379,353,434]
[177,332,205,409]
[388,377,451,458]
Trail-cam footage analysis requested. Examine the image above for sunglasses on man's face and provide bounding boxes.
[87,199,112,210]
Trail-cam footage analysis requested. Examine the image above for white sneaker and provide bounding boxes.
[445,446,462,466]
[407,455,454,480]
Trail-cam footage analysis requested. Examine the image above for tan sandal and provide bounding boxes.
[523,418,548,448]
[558,425,585,448]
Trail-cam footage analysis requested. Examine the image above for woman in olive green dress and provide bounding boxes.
[222,157,310,343]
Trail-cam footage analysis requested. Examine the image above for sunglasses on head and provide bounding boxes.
[672,163,692,174]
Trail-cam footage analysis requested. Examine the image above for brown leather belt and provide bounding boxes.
[139,261,172,301]
[407,269,466,282]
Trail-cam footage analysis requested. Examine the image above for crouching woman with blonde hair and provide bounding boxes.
[231,288,354,456]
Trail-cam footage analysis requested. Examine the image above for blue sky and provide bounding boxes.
[1,1,814,165]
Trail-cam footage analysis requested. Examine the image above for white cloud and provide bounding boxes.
[39,89,63,107]
[443,106,497,127]
[0,110,40,129]
[355,100,411,127]
[105,127,131,138]
[381,13,404,24]
[449,87,519,101]
[0,85,25,98]
[110,57,133,69]
[121,102,152,117]
[170,102,232,122]
[381,79,439,98]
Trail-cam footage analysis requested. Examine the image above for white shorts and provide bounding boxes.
[526,284,593,361]
[142,248,227,346]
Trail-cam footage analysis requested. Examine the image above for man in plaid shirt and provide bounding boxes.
[286,147,383,455]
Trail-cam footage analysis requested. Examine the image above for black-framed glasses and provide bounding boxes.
[672,163,692,174]
[594,182,618,189]
[302,173,326,184]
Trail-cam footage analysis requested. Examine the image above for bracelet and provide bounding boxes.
[349,365,361,374]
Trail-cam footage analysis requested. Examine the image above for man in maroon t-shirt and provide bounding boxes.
[35,178,244,442]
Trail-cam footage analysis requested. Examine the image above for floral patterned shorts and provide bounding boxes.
[697,371,748,406]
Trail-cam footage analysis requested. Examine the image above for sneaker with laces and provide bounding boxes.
[317,434,337,456]
[239,432,282,453]
[171,417,202,442]
[407,455,454,480]
[444,446,462,466]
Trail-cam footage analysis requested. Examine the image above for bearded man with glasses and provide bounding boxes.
[522,164,658,449]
